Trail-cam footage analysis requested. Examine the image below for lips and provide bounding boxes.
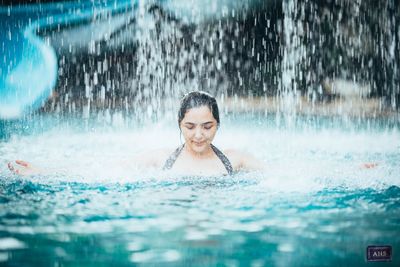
[193,141,206,146]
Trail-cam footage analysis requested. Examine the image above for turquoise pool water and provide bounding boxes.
[0,114,399,266]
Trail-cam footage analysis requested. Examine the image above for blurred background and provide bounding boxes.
[1,0,399,121]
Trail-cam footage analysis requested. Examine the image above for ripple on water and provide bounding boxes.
[185,228,209,241]
[126,240,145,252]
[277,243,295,253]
[0,252,8,262]
[130,249,181,263]
[0,237,26,250]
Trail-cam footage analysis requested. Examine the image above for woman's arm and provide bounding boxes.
[7,148,172,177]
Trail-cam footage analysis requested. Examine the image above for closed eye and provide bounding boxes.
[184,123,195,130]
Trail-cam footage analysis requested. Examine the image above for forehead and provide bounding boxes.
[182,106,216,123]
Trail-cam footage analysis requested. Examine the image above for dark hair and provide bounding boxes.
[178,91,220,126]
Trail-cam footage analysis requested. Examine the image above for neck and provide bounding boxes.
[184,143,214,159]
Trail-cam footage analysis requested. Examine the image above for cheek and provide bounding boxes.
[180,128,192,139]
[206,128,217,139]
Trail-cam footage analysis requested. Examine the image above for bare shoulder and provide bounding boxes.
[223,148,265,172]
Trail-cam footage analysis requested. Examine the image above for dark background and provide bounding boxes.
[2,0,399,114]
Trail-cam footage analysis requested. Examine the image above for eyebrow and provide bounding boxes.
[184,121,214,126]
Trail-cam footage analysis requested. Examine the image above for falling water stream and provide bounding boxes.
[0,0,399,266]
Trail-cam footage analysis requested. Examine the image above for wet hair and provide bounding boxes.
[178,91,220,127]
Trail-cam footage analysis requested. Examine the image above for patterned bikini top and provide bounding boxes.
[162,144,234,175]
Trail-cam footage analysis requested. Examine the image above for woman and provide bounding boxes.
[8,91,264,176]
[133,91,264,176]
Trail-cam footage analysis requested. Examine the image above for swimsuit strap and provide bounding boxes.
[162,144,185,171]
[210,144,234,175]
[162,143,234,175]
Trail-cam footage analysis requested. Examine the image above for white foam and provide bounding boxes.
[1,119,399,192]
[0,238,26,250]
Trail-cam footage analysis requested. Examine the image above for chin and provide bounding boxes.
[190,143,208,153]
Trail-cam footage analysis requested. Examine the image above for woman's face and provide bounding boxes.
[180,105,218,154]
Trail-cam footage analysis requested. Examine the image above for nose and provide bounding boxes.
[194,127,203,139]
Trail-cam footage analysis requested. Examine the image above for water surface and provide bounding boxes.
[0,114,399,266]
